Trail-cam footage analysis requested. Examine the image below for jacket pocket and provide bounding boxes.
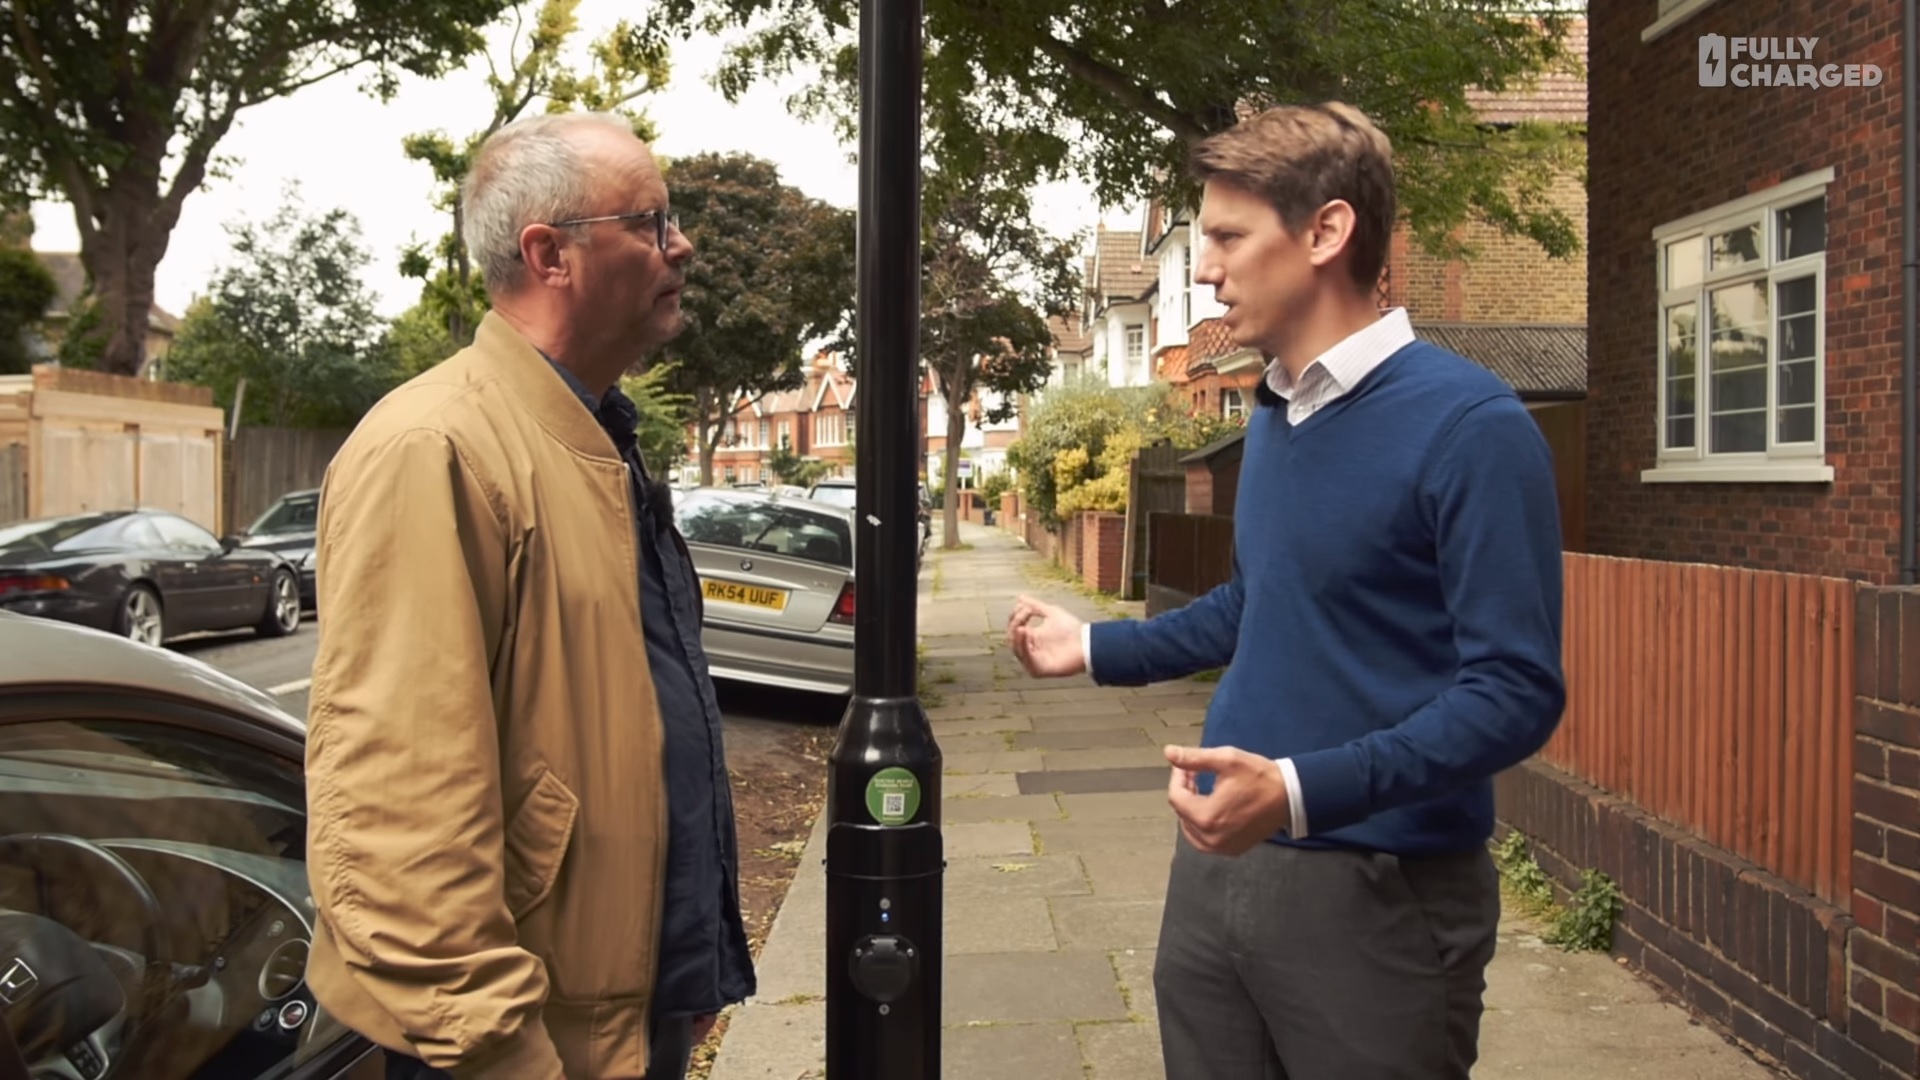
[502,766,580,919]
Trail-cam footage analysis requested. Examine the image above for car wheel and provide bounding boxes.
[117,585,166,648]
[256,569,301,638]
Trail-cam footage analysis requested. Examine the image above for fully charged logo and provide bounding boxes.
[1698,35,1884,88]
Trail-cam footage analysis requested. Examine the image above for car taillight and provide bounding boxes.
[0,575,70,596]
[828,581,856,625]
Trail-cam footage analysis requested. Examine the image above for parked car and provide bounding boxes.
[0,611,381,1079]
[673,487,856,696]
[807,476,933,548]
[234,489,318,608]
[0,508,303,647]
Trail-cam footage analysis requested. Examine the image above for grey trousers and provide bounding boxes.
[1153,832,1501,1080]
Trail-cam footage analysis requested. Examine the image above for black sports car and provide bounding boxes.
[0,509,303,647]
[0,611,382,1079]
[234,490,319,609]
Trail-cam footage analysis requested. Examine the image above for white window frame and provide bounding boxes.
[1221,388,1247,421]
[1644,169,1834,485]
[1124,325,1147,383]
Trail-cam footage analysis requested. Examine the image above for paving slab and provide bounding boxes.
[1050,894,1166,952]
[946,895,1058,954]
[944,774,1022,798]
[946,853,1090,900]
[1078,850,1174,898]
[935,732,1016,755]
[1108,948,1159,1020]
[1059,791,1176,820]
[1016,766,1169,795]
[944,952,1132,1024]
[1041,747,1176,771]
[942,749,1047,774]
[1029,712,1171,733]
[1010,729,1161,751]
[1035,818,1177,856]
[1078,1020,1164,1080]
[942,820,1037,858]
[930,716,1030,736]
[942,793,1064,823]
[942,1022,1082,1080]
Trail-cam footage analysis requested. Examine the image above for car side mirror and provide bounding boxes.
[218,535,239,553]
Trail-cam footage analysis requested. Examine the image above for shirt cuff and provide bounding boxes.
[1080,623,1095,682]
[1275,757,1309,839]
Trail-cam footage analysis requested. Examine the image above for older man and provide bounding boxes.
[303,111,753,1080]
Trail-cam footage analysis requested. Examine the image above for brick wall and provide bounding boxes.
[1080,512,1126,594]
[1495,580,1920,1080]
[1851,587,1920,1074]
[1390,170,1588,325]
[1586,0,1907,583]
[1184,465,1214,515]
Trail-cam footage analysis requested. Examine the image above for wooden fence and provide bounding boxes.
[225,426,351,533]
[0,445,25,523]
[1143,512,1236,616]
[1547,554,1856,905]
[1121,444,1187,600]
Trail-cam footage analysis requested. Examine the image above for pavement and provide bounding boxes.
[708,521,1784,1080]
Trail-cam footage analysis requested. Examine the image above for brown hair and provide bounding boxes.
[1188,102,1396,290]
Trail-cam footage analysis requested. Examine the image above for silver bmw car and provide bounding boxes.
[672,487,856,697]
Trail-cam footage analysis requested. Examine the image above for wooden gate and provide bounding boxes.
[1122,443,1188,600]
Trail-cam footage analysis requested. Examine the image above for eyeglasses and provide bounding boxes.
[546,208,681,252]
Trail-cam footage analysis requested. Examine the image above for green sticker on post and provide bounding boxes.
[865,767,921,826]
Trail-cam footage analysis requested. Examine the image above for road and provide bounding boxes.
[171,620,847,760]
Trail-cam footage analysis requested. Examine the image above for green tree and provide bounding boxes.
[658,151,856,485]
[0,0,514,377]
[1008,380,1154,527]
[764,438,830,488]
[645,0,1583,262]
[912,155,1081,549]
[164,187,399,428]
[399,0,672,347]
[0,248,57,375]
[619,361,696,479]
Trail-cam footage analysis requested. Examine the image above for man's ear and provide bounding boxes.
[1305,200,1358,270]
[518,224,571,286]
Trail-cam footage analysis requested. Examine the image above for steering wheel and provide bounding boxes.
[0,834,174,1079]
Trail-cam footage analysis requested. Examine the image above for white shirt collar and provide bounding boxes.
[1263,307,1416,399]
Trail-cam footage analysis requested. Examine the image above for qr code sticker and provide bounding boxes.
[883,793,906,817]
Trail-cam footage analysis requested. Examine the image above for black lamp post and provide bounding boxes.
[823,0,943,1077]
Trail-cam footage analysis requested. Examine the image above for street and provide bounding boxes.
[170,619,848,755]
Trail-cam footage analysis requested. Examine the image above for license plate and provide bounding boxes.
[702,579,789,611]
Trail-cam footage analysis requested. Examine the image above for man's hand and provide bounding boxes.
[1164,745,1292,856]
[1006,594,1087,678]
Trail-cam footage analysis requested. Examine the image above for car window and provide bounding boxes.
[0,515,128,555]
[0,712,334,1079]
[114,517,163,551]
[807,485,857,509]
[247,496,318,536]
[676,493,854,568]
[151,514,219,553]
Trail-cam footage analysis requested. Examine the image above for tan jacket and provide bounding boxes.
[303,313,668,1079]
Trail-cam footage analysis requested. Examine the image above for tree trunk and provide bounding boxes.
[87,208,167,378]
[942,387,966,549]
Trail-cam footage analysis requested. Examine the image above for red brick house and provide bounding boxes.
[1585,1,1906,585]
[696,352,858,486]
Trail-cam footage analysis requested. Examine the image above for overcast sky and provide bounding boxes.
[28,0,1137,320]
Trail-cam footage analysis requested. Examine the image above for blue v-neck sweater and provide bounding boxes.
[1089,342,1566,857]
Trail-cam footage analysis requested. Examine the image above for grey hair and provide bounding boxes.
[460,111,636,293]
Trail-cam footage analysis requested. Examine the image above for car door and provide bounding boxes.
[152,514,257,629]
[0,690,379,1079]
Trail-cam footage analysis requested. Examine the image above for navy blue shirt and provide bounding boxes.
[1089,342,1567,857]
[546,359,755,1018]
